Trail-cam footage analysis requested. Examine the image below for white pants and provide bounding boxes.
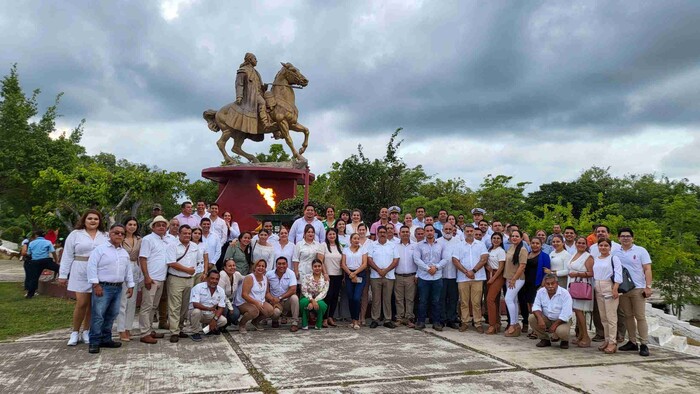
[117,281,142,332]
[505,279,525,325]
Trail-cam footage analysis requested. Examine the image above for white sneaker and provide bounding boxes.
[81,330,90,344]
[67,331,80,346]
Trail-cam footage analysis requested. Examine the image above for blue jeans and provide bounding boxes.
[90,283,123,344]
[440,278,459,323]
[418,278,443,325]
[225,305,241,326]
[345,272,367,321]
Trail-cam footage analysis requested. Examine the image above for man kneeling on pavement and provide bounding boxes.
[187,270,227,341]
[529,273,573,349]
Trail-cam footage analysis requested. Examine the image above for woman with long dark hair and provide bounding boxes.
[568,236,594,347]
[521,237,550,338]
[58,209,108,346]
[224,232,253,275]
[317,228,343,327]
[485,232,506,334]
[117,217,142,341]
[503,230,528,337]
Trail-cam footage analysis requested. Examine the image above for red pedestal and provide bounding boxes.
[201,165,314,232]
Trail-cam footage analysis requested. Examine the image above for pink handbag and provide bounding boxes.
[568,277,593,300]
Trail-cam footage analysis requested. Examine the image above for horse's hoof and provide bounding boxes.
[299,147,306,155]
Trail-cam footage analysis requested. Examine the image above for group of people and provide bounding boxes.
[22,201,653,357]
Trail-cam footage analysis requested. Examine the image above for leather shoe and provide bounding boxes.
[536,339,551,347]
[415,322,426,330]
[88,344,100,354]
[383,321,397,329]
[591,334,605,342]
[560,341,569,349]
[290,325,299,333]
[271,321,280,328]
[178,332,189,338]
[369,321,379,329]
[170,335,179,343]
[433,324,444,332]
[639,344,650,357]
[140,335,157,344]
[619,341,639,351]
[99,341,122,348]
[150,331,165,339]
[446,322,460,330]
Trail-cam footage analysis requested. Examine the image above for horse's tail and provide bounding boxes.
[203,109,220,132]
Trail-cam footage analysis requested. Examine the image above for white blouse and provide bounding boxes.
[58,229,108,279]
[343,246,366,271]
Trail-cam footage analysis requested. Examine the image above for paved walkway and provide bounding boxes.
[0,323,698,393]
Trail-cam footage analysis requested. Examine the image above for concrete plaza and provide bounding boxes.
[0,322,698,393]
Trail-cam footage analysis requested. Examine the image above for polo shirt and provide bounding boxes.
[189,282,226,310]
[139,233,170,281]
[27,237,54,260]
[613,245,652,289]
[452,240,488,282]
[265,268,298,298]
[369,241,399,279]
[532,286,573,322]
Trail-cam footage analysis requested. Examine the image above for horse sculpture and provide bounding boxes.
[203,62,309,164]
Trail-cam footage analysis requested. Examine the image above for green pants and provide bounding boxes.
[300,297,328,329]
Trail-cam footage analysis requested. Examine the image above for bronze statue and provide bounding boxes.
[204,53,309,164]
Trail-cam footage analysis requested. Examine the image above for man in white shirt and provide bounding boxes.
[438,223,462,329]
[388,206,403,234]
[87,224,135,354]
[175,201,199,228]
[563,226,577,255]
[266,257,299,332]
[187,270,227,342]
[165,225,202,343]
[394,226,416,327]
[385,225,400,245]
[200,218,221,274]
[368,226,399,329]
[138,216,170,344]
[289,204,325,244]
[529,273,573,349]
[159,217,180,329]
[164,218,180,245]
[412,206,426,228]
[207,203,228,245]
[252,220,280,244]
[193,201,210,223]
[452,225,488,332]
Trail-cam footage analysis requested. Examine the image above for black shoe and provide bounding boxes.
[592,334,605,342]
[369,321,379,329]
[415,322,426,330]
[213,329,221,335]
[383,321,397,329]
[446,322,460,330]
[170,335,179,343]
[433,324,444,332]
[619,341,639,351]
[88,344,100,354]
[560,341,569,349]
[99,341,122,348]
[25,293,35,299]
[536,339,551,347]
[178,332,189,338]
[639,344,650,357]
[191,333,203,342]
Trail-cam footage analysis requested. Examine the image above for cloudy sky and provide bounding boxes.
[2,0,699,191]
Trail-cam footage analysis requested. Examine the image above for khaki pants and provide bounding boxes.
[458,281,484,324]
[528,314,570,341]
[238,302,274,327]
[272,295,300,325]
[187,308,227,334]
[595,280,619,343]
[167,275,194,334]
[370,278,394,322]
[139,280,164,336]
[619,288,649,345]
[394,274,416,321]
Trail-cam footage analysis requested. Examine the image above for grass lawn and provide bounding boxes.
[0,282,75,341]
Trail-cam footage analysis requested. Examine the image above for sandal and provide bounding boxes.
[604,344,617,354]
[598,341,609,351]
[577,339,591,348]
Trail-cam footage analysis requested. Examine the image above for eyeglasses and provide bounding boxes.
[112,231,125,236]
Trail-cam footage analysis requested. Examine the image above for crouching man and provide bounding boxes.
[529,273,573,349]
[87,224,135,354]
[187,270,227,341]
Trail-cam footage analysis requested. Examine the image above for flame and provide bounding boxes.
[256,184,276,212]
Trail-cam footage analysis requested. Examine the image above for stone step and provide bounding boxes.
[647,315,660,332]
[685,345,700,356]
[663,335,688,352]
[649,326,674,346]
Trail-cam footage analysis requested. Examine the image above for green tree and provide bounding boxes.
[185,180,220,205]
[476,174,530,225]
[255,143,291,162]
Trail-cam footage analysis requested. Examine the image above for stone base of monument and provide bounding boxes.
[202,162,315,232]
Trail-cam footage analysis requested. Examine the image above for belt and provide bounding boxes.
[74,256,90,262]
[396,273,416,277]
[100,282,123,287]
[170,274,194,279]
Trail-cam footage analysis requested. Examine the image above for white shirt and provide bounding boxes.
[266,268,298,298]
[549,249,570,278]
[532,286,573,322]
[488,248,506,270]
[193,211,210,224]
[369,240,399,279]
[228,222,241,241]
[453,240,488,282]
[593,255,623,283]
[87,242,135,288]
[564,242,577,255]
[613,245,652,289]
[166,241,202,278]
[289,217,326,244]
[252,233,280,244]
[202,233,222,265]
[164,233,179,246]
[208,216,228,245]
[589,241,621,258]
[58,230,108,279]
[190,282,226,310]
[252,241,276,272]
[343,246,366,271]
[293,241,321,276]
[139,232,170,281]
[274,242,295,267]
[395,242,417,275]
[438,236,461,279]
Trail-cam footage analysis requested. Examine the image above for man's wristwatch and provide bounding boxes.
[471,269,476,274]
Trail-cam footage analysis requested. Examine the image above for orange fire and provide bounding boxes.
[256,184,276,212]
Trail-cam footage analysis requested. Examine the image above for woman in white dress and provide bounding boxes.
[545,234,570,288]
[58,209,108,346]
[567,236,594,348]
[252,230,276,272]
